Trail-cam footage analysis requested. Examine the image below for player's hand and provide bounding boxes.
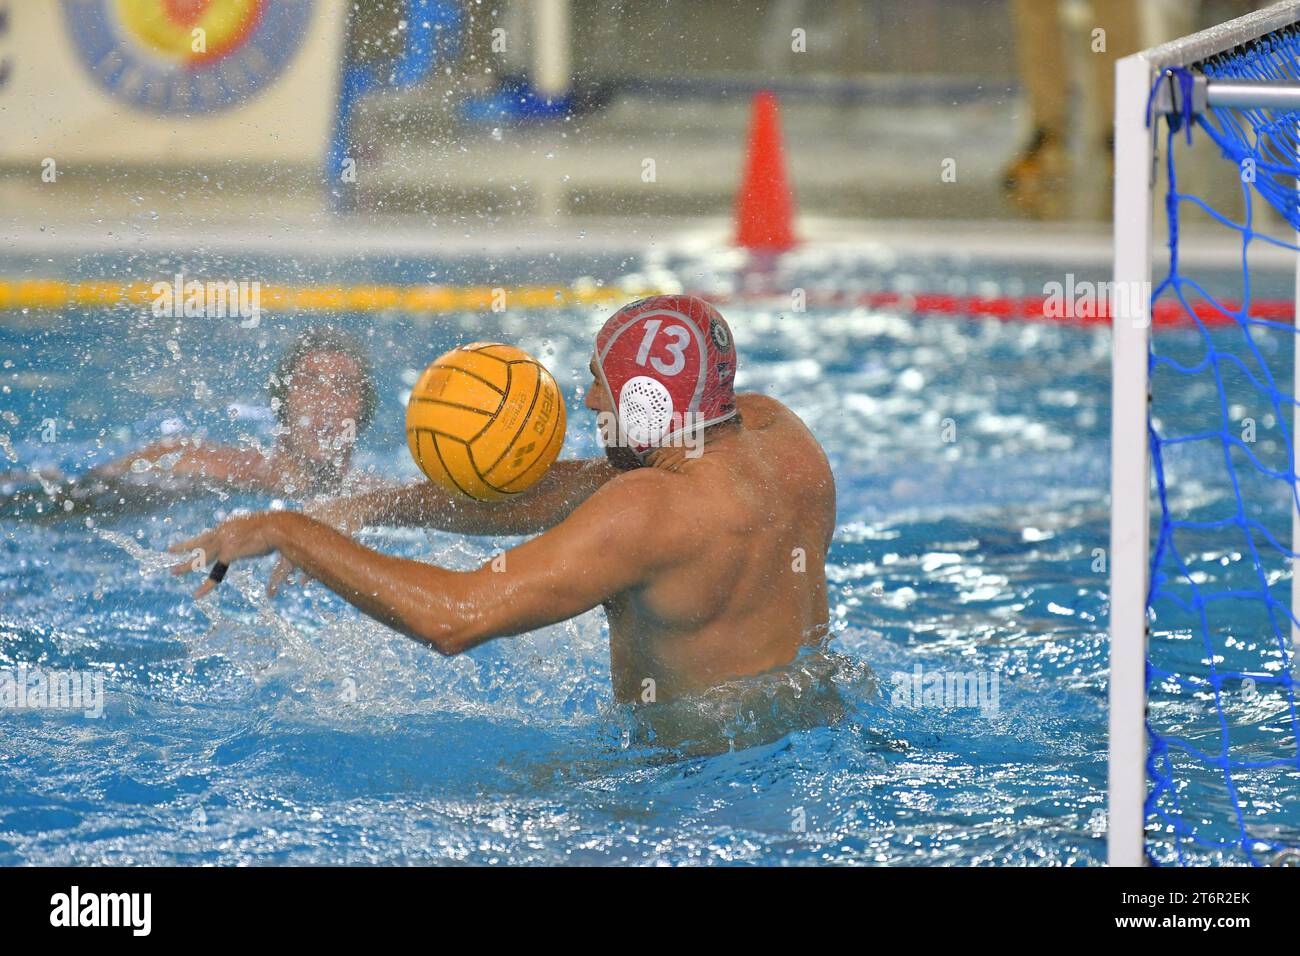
[169,512,282,598]
[648,446,691,473]
[266,496,360,596]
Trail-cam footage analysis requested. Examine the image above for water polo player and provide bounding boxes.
[171,296,836,703]
[95,326,376,498]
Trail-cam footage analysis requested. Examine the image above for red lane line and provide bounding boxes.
[696,291,1295,326]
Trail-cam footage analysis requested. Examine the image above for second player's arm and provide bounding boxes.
[89,437,271,486]
[312,457,620,536]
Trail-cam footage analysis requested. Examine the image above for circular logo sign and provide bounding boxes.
[709,317,730,351]
[62,0,314,114]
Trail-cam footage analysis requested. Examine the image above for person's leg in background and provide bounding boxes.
[1088,0,1142,192]
[1139,0,1198,48]
[1003,0,1069,214]
[1092,0,1144,153]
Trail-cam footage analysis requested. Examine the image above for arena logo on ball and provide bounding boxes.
[60,0,314,114]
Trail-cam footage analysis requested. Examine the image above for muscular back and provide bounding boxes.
[604,394,836,702]
[316,393,837,705]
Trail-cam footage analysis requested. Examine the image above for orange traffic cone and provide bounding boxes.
[734,91,797,252]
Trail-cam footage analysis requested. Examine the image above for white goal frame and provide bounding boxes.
[1109,0,1300,867]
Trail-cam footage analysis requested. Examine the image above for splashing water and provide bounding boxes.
[0,249,1155,865]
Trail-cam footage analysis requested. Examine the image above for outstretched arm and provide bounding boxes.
[170,469,673,655]
[90,436,271,488]
[305,457,620,536]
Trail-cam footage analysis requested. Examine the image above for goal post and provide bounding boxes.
[1109,0,1300,867]
[1109,49,1154,869]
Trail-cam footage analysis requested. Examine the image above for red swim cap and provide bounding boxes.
[594,295,738,460]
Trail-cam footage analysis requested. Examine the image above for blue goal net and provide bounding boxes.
[1143,33,1300,865]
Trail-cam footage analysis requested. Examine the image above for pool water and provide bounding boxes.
[0,245,1252,866]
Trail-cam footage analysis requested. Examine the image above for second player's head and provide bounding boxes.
[270,326,376,473]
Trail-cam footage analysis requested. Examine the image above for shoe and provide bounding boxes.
[1002,126,1068,218]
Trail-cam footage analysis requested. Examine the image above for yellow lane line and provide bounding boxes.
[0,280,657,313]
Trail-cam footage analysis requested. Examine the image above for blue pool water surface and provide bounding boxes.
[0,245,1277,866]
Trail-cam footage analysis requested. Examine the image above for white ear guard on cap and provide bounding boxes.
[618,376,675,448]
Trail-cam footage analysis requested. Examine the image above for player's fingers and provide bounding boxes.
[169,531,211,555]
[655,448,688,472]
[170,541,215,576]
[169,532,217,574]
[193,578,217,600]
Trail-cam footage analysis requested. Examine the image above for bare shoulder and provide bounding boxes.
[735,392,787,423]
[587,465,679,515]
[736,393,815,436]
[736,393,826,456]
[563,466,702,564]
[736,392,835,524]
